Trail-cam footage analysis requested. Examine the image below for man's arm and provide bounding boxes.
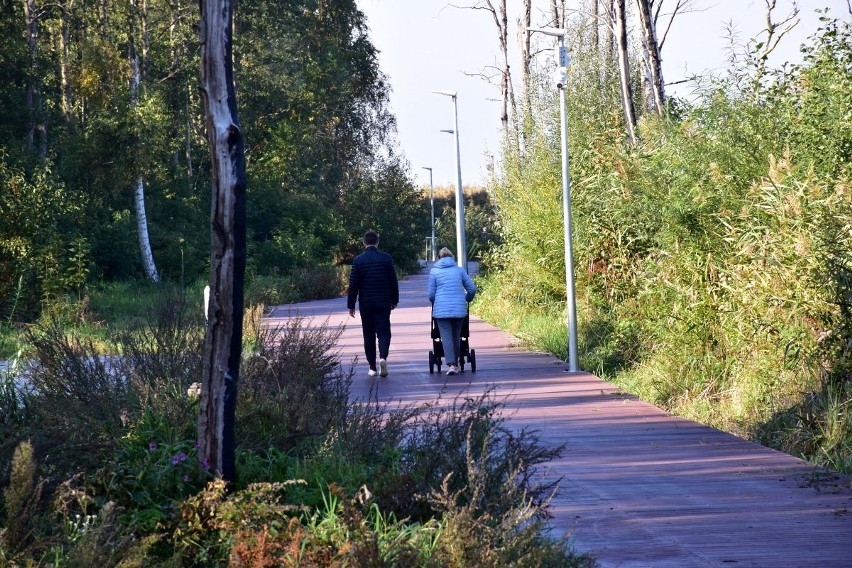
[347,258,361,314]
[389,258,399,308]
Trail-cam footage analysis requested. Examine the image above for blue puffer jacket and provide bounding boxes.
[428,257,477,318]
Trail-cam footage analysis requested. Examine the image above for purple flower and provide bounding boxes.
[148,442,157,452]
[200,458,210,470]
[183,474,189,482]
[172,454,181,465]
[179,452,187,462]
[195,440,201,449]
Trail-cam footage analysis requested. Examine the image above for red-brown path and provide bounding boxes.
[266,268,852,567]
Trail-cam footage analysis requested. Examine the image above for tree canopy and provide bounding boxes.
[0,0,428,321]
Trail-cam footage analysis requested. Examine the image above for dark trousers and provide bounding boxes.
[436,317,464,365]
[360,307,391,368]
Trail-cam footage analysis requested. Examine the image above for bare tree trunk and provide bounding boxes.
[24,0,36,151]
[142,0,150,79]
[129,0,160,283]
[481,0,514,132]
[549,0,563,27]
[636,0,665,114]
[592,0,600,52]
[186,82,194,180]
[198,0,247,486]
[517,0,531,130]
[169,0,193,183]
[606,0,616,62]
[613,0,637,144]
[23,0,46,157]
[57,0,74,133]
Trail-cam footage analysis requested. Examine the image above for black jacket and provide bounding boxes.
[347,246,399,311]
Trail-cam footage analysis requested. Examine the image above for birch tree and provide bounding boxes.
[636,0,665,114]
[129,0,160,283]
[198,0,247,485]
[613,0,637,144]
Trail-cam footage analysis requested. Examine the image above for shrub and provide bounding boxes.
[0,281,589,565]
[238,314,352,454]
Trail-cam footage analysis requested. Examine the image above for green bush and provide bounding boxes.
[0,279,591,566]
[479,17,852,471]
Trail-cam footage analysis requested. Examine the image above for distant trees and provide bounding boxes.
[473,0,687,146]
[483,4,852,471]
[0,0,427,322]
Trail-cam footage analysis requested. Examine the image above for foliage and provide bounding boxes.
[0,280,588,565]
[336,157,432,274]
[0,0,428,327]
[0,156,90,319]
[238,315,352,453]
[479,14,852,471]
[432,187,499,265]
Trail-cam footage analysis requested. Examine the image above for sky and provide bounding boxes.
[355,0,850,188]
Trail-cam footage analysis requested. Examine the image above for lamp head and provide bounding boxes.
[526,26,566,37]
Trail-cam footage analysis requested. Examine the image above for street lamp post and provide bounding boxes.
[432,90,468,273]
[421,166,437,261]
[527,27,579,372]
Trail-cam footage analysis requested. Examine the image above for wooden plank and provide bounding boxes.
[266,269,852,568]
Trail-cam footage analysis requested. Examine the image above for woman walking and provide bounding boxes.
[428,248,477,375]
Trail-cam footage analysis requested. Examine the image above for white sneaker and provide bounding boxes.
[367,368,377,377]
[379,358,388,377]
[446,364,457,376]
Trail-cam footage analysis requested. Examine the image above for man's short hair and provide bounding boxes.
[438,247,454,259]
[363,230,379,246]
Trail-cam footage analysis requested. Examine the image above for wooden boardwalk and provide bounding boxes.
[267,269,852,567]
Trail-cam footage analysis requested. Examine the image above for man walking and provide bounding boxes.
[347,230,399,377]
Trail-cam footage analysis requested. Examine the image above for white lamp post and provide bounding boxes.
[527,26,579,372]
[432,90,468,273]
[421,166,437,261]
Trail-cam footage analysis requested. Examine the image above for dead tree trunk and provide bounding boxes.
[480,0,514,133]
[636,0,665,114]
[517,0,531,121]
[24,0,38,153]
[592,0,600,52]
[549,0,563,27]
[198,0,247,485]
[24,0,48,157]
[613,0,637,144]
[57,0,74,133]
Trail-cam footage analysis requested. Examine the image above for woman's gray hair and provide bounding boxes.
[438,247,454,259]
